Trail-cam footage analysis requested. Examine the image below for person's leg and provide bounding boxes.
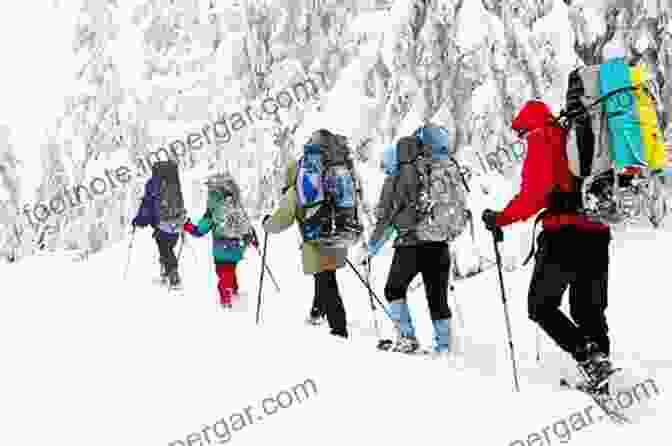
[156,234,178,280]
[384,246,421,350]
[419,243,452,353]
[308,275,327,322]
[569,231,611,357]
[316,270,348,338]
[528,231,586,361]
[232,263,240,294]
[215,263,237,306]
[154,234,167,279]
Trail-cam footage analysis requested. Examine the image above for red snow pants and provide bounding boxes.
[215,263,239,305]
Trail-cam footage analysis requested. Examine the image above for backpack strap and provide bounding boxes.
[522,175,584,266]
[555,85,641,126]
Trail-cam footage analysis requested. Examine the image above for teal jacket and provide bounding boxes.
[184,209,251,264]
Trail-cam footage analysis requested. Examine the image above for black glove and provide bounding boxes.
[481,209,500,232]
[262,215,271,226]
[244,230,259,248]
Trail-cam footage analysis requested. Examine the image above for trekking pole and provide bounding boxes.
[253,244,280,293]
[176,230,186,278]
[123,227,136,281]
[256,231,269,325]
[449,262,464,330]
[176,230,185,263]
[263,262,280,293]
[345,258,393,321]
[491,227,520,392]
[535,327,542,365]
[364,261,381,338]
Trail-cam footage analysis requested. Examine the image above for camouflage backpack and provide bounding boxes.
[153,160,186,226]
[205,173,252,240]
[393,125,470,242]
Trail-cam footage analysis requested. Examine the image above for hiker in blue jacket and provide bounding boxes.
[132,161,184,288]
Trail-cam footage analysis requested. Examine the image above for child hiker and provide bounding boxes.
[183,172,259,309]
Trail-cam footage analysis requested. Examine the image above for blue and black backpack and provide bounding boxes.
[295,129,364,248]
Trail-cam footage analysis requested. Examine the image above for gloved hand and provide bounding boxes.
[481,209,500,232]
[244,229,259,249]
[183,218,193,232]
[262,215,271,226]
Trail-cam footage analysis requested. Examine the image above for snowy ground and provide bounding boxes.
[1,219,671,446]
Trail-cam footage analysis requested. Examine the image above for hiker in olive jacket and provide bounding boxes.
[262,158,349,338]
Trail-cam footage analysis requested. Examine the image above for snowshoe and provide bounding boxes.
[376,336,423,354]
[168,271,182,291]
[305,314,327,326]
[560,374,629,424]
[376,339,394,351]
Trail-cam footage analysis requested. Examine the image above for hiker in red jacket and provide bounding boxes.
[481,100,616,390]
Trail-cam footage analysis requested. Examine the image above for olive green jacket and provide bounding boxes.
[261,158,347,275]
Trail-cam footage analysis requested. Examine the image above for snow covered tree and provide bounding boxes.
[0,125,26,261]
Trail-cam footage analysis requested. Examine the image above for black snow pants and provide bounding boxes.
[528,226,611,361]
[384,242,452,321]
[314,270,348,338]
[154,230,179,275]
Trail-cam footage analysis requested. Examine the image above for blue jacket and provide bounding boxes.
[133,177,180,242]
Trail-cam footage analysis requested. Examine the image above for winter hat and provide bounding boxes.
[415,125,451,160]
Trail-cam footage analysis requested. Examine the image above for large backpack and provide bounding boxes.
[295,129,364,247]
[153,160,186,227]
[560,60,667,226]
[205,172,252,240]
[392,125,470,243]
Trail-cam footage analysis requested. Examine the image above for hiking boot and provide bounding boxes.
[220,303,233,311]
[158,264,169,284]
[168,270,182,289]
[306,308,327,326]
[306,314,327,325]
[577,342,616,389]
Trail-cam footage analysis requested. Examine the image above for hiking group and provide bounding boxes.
[131,44,667,395]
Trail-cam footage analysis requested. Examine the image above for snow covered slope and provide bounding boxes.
[0,219,670,445]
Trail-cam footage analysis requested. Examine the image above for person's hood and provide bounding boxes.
[511,100,555,133]
[205,172,241,203]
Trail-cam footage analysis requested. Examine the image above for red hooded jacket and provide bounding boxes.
[495,100,608,232]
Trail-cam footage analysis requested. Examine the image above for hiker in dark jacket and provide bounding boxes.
[356,126,453,356]
[481,100,615,388]
[132,161,183,288]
